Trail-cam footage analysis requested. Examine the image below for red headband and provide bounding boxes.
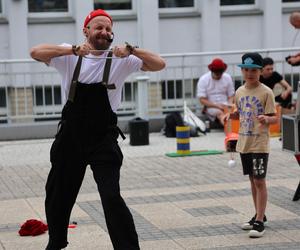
[84,9,113,28]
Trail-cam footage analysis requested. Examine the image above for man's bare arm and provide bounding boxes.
[112,45,165,72]
[30,44,74,65]
[132,48,166,72]
[200,97,227,111]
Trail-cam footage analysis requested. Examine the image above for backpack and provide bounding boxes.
[164,112,184,137]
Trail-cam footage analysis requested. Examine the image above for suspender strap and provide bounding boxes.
[68,51,115,102]
[102,50,116,89]
[117,126,126,140]
[68,56,83,102]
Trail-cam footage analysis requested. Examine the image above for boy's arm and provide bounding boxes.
[257,114,278,125]
[229,110,239,120]
[224,108,239,122]
[225,97,239,120]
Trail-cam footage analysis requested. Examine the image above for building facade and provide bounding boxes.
[0,0,300,59]
[0,0,300,139]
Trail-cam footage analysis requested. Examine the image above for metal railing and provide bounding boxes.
[0,47,300,124]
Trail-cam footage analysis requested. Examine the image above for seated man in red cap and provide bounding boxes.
[197,58,235,126]
[30,8,165,250]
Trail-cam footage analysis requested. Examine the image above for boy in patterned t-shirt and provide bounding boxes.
[228,52,277,238]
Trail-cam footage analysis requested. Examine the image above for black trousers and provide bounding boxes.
[275,93,292,108]
[45,109,139,249]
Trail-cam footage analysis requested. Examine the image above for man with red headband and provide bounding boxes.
[197,58,235,126]
[30,9,165,250]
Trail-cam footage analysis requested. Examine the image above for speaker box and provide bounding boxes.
[282,115,300,153]
[129,118,149,146]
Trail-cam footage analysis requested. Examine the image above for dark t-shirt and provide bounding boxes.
[259,71,292,108]
[259,71,283,89]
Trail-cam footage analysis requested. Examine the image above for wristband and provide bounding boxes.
[72,45,80,56]
[125,42,138,54]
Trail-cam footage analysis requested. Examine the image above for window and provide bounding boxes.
[282,0,300,8]
[35,86,61,106]
[33,86,62,121]
[0,88,6,108]
[122,82,135,101]
[220,0,255,5]
[159,0,194,8]
[159,0,197,15]
[94,0,132,10]
[220,0,257,11]
[0,1,2,13]
[0,87,7,123]
[28,0,68,13]
[162,80,183,99]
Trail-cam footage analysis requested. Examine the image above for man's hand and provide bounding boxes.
[286,55,300,66]
[215,103,228,111]
[223,111,239,127]
[281,90,290,100]
[223,110,239,122]
[223,113,230,123]
[112,45,131,58]
[75,43,93,57]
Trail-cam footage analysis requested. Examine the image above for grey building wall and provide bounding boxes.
[0,0,300,59]
[1,0,300,140]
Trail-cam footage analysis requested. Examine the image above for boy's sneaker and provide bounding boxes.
[248,221,265,238]
[241,215,267,230]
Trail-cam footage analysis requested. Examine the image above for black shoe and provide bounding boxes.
[249,220,265,238]
[46,242,67,250]
[241,214,267,230]
[45,248,65,250]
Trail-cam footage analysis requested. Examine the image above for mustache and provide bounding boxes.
[95,34,113,43]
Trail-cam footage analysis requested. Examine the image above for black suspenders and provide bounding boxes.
[68,56,83,102]
[65,51,126,140]
[68,50,116,102]
[102,50,116,90]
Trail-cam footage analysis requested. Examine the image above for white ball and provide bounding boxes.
[228,159,236,167]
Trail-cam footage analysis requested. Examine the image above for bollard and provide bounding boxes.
[176,126,190,155]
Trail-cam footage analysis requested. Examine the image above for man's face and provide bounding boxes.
[211,70,224,80]
[261,64,273,78]
[84,16,113,50]
[291,17,300,29]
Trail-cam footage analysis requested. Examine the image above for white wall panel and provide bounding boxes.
[221,15,263,51]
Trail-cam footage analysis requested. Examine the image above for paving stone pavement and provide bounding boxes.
[0,131,300,249]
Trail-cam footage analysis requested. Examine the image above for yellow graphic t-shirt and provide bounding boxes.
[235,83,276,153]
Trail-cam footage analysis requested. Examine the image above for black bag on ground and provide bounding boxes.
[163,112,184,137]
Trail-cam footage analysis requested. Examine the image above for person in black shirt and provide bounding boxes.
[260,57,292,109]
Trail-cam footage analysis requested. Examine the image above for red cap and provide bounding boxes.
[84,9,113,28]
[208,58,227,71]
